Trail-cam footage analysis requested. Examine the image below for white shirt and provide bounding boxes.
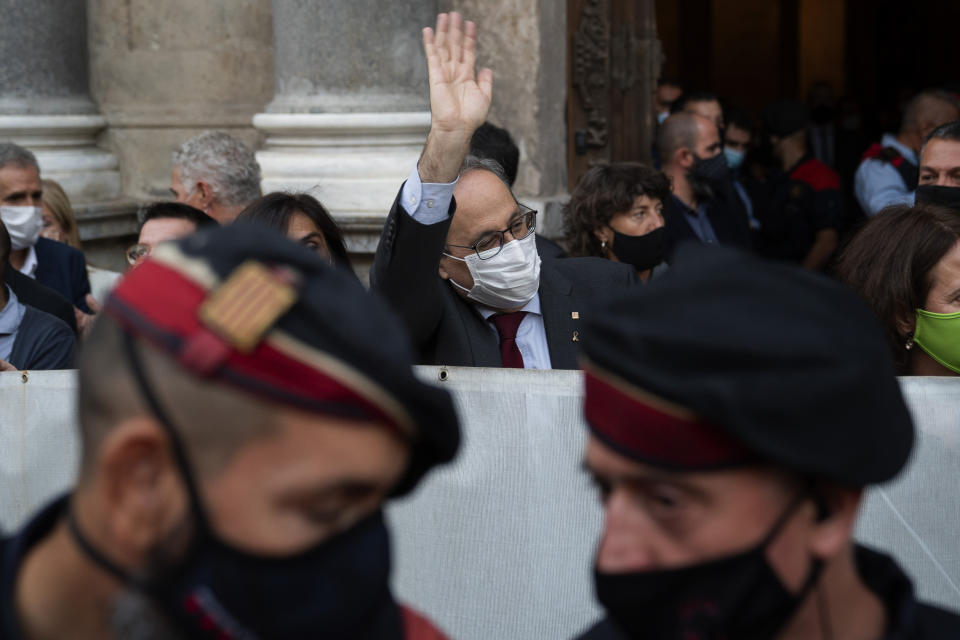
[400,166,553,370]
[854,133,918,216]
[18,245,38,279]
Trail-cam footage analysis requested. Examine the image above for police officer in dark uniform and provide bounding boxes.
[754,101,845,271]
[575,243,960,640]
[0,223,459,639]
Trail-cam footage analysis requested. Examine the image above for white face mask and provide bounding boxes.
[0,206,43,250]
[444,232,541,310]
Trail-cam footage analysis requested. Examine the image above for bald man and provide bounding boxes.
[855,90,960,215]
[674,91,724,133]
[658,113,752,260]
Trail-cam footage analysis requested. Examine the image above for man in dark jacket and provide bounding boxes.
[0,143,92,312]
[372,13,633,370]
[658,113,752,260]
[576,244,960,640]
[0,221,74,370]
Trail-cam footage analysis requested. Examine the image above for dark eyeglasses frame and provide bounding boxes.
[445,204,538,260]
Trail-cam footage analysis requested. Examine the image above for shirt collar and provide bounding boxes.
[881,133,918,165]
[475,292,542,321]
[0,286,25,336]
[18,245,38,279]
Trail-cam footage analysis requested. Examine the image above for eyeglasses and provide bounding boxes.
[125,243,151,266]
[446,204,537,260]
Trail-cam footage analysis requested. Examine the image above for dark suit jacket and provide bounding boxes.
[662,189,752,262]
[34,237,92,312]
[8,306,76,370]
[371,188,636,369]
[4,268,77,333]
[535,234,567,259]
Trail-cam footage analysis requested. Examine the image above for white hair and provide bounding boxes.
[172,131,262,207]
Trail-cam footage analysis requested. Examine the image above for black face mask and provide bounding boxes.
[693,153,731,184]
[68,334,404,640]
[688,154,731,204]
[609,227,665,272]
[915,184,960,211]
[595,495,823,640]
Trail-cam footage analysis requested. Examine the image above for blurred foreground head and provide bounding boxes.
[68,223,459,638]
[578,243,915,640]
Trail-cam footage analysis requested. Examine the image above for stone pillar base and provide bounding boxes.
[253,111,431,254]
[0,115,121,204]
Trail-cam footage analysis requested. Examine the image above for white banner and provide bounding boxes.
[1,369,958,640]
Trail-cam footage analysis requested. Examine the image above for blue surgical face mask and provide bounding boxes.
[724,147,746,171]
[657,111,670,125]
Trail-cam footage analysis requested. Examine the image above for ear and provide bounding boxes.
[89,416,190,568]
[896,312,916,339]
[196,180,215,211]
[808,487,862,560]
[593,225,613,248]
[676,147,695,169]
[438,256,451,281]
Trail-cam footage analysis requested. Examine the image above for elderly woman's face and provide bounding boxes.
[607,195,665,237]
[924,240,960,314]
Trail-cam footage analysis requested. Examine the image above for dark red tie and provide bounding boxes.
[490,312,526,369]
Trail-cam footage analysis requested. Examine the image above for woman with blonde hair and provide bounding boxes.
[41,179,121,304]
[40,180,82,248]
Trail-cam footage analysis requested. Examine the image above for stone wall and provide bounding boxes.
[439,0,568,236]
[88,0,275,200]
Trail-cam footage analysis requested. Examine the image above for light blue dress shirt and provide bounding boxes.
[400,166,553,370]
[0,286,26,362]
[854,133,918,216]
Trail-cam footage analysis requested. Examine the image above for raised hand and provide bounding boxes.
[423,12,493,137]
[418,12,494,183]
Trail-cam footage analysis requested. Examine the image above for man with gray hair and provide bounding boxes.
[0,142,93,314]
[854,89,960,215]
[169,130,262,224]
[372,12,634,370]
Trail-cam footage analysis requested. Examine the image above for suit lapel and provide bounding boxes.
[539,263,579,370]
[448,290,502,367]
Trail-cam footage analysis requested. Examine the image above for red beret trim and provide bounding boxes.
[582,363,753,469]
[107,259,411,437]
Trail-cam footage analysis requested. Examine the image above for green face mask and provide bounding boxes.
[913,309,960,374]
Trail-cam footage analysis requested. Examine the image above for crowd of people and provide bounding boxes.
[1,10,959,640]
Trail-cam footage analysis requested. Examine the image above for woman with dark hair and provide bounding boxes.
[563,163,671,283]
[836,203,960,375]
[237,193,352,269]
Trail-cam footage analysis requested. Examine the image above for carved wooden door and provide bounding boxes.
[567,0,661,190]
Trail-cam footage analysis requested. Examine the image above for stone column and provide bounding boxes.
[0,1,121,204]
[254,0,437,260]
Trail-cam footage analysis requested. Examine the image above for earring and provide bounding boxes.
[905,336,915,351]
[601,240,607,252]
